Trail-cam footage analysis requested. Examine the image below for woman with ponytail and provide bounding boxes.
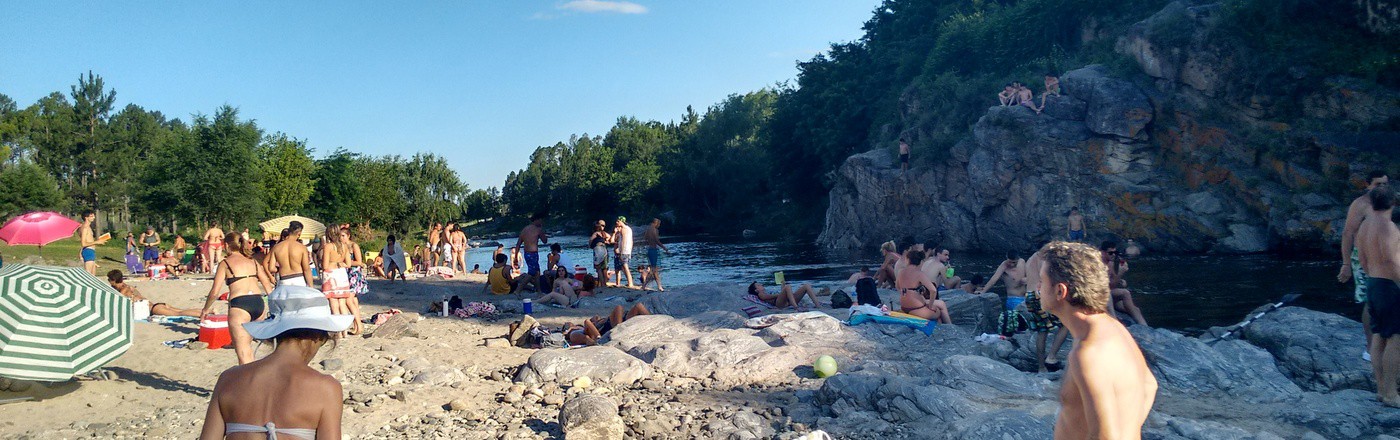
[202,232,275,365]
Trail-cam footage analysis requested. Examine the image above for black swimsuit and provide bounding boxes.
[225,267,266,319]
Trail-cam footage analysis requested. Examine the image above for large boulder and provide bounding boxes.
[942,291,1001,335]
[640,284,756,318]
[1240,307,1373,392]
[559,393,625,440]
[1060,65,1153,139]
[1130,326,1301,402]
[514,346,652,386]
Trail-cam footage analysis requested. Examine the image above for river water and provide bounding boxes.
[463,235,1357,333]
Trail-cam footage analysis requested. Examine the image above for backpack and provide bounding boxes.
[830,289,853,309]
[855,277,882,306]
[448,295,463,314]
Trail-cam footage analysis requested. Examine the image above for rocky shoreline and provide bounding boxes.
[3,278,1398,439]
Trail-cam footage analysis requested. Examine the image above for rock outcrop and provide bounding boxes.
[818,0,1398,254]
[1240,306,1374,392]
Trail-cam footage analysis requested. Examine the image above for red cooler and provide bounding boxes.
[199,314,232,349]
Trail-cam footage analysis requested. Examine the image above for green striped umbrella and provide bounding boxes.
[0,264,132,381]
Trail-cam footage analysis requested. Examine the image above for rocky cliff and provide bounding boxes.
[819,1,1399,253]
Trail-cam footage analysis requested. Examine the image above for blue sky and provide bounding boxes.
[0,1,880,191]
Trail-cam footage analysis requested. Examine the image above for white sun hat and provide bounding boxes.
[242,285,353,340]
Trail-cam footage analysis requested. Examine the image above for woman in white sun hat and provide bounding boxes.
[200,285,353,440]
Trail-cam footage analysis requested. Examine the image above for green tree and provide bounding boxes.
[400,152,467,228]
[69,71,117,213]
[308,149,363,226]
[185,106,263,226]
[258,133,318,216]
[0,160,64,218]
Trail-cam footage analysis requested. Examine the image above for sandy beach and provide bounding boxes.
[0,273,707,439]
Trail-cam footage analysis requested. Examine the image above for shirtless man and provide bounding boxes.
[898,138,910,172]
[982,252,1027,299]
[1356,185,1400,406]
[265,221,314,287]
[203,224,226,272]
[613,216,636,288]
[1340,170,1389,361]
[1101,241,1149,326]
[513,213,548,294]
[1027,245,1071,372]
[78,211,108,275]
[1038,241,1157,438]
[926,246,964,290]
[1038,74,1061,112]
[998,83,1017,106]
[1016,82,1038,114]
[1067,207,1086,242]
[643,218,670,291]
[427,223,442,267]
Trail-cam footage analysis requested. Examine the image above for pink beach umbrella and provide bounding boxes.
[0,212,82,248]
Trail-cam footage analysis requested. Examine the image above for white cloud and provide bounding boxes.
[558,0,648,14]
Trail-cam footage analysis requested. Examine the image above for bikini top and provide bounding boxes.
[225,274,253,286]
[226,422,316,440]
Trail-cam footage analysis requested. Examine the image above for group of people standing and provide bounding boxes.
[424,222,470,274]
[1339,170,1400,407]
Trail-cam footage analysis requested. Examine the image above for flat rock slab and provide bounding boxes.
[514,345,651,386]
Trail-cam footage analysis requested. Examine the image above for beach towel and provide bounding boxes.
[744,311,830,329]
[323,267,355,299]
[742,294,776,317]
[849,311,937,336]
[381,242,407,276]
[162,338,193,349]
[147,316,200,324]
[427,266,455,278]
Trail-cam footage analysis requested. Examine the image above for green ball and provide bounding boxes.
[814,355,838,378]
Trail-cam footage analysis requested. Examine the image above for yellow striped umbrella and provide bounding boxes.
[258,215,326,241]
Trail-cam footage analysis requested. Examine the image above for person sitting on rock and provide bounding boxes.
[1036,241,1157,437]
[1100,241,1148,327]
[564,303,651,346]
[106,270,201,318]
[1038,74,1060,113]
[1017,82,1039,114]
[748,282,823,310]
[999,83,1018,106]
[876,241,900,288]
[897,250,952,324]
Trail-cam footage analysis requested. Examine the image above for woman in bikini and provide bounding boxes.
[564,303,650,346]
[201,286,351,440]
[897,250,952,324]
[107,270,201,317]
[589,220,612,284]
[747,282,823,309]
[201,233,275,365]
[320,228,360,335]
[876,241,900,288]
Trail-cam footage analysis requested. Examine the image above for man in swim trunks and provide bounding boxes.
[1038,241,1157,438]
[513,213,548,294]
[1027,245,1069,372]
[78,211,107,275]
[613,216,636,288]
[139,226,161,267]
[643,218,669,291]
[981,252,1029,335]
[1341,170,1389,361]
[1356,185,1400,407]
[203,224,225,272]
[898,138,910,172]
[1067,207,1085,242]
[265,221,313,287]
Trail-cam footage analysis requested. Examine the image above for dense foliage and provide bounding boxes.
[0,73,492,237]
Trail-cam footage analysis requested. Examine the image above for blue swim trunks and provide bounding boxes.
[1005,296,1026,311]
[1069,230,1084,240]
[525,251,541,276]
[647,247,661,268]
[81,248,96,262]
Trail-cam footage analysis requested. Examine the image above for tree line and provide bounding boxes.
[0,72,498,236]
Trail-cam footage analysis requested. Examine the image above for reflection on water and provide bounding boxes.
[465,235,1357,333]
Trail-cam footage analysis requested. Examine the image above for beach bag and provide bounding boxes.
[830,289,853,309]
[855,278,882,306]
[448,295,463,314]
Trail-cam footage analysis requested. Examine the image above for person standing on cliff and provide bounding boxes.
[1068,207,1086,242]
[513,213,548,294]
[1039,241,1157,438]
[1356,185,1400,407]
[1340,170,1390,362]
[898,138,910,172]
